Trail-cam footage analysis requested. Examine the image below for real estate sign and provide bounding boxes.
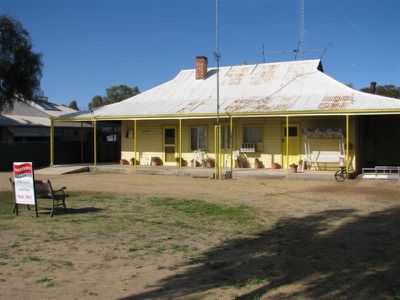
[13,162,36,205]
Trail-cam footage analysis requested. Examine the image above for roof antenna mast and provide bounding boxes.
[262,44,266,63]
[214,0,221,125]
[299,0,305,59]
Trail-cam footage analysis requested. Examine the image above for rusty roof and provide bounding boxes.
[63,59,400,119]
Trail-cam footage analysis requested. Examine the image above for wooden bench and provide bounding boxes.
[10,179,68,217]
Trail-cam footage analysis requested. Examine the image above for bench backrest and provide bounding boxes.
[309,151,342,163]
[34,180,52,197]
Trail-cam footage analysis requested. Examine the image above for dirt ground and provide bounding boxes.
[0,172,399,299]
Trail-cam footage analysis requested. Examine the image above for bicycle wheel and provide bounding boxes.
[334,170,347,182]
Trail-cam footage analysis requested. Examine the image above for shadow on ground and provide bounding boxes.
[37,207,104,216]
[120,207,400,299]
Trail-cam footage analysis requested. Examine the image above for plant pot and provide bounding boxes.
[120,159,129,165]
[271,163,281,169]
[206,160,215,168]
[254,162,264,169]
[289,165,298,173]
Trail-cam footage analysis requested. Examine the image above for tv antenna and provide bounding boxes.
[261,0,332,62]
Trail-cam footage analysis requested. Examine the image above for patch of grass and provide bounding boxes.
[150,198,255,223]
[0,192,14,216]
[37,277,54,288]
[154,246,166,254]
[234,276,264,288]
[24,256,41,262]
[171,243,189,252]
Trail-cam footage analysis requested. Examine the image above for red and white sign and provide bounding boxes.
[13,162,36,205]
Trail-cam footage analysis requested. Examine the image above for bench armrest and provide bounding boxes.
[53,187,66,193]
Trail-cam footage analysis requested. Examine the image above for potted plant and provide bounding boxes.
[120,159,129,165]
[175,157,186,167]
[151,157,163,166]
[254,158,264,169]
[289,163,298,173]
[271,162,281,169]
[236,155,249,168]
[130,158,140,166]
[205,158,215,168]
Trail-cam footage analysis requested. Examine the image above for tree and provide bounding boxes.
[88,85,140,109]
[104,84,139,104]
[68,100,78,110]
[360,84,400,99]
[88,95,104,109]
[0,15,42,111]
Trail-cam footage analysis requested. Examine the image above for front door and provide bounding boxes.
[282,124,301,168]
[164,128,176,163]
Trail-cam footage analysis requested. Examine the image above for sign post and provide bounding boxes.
[13,162,38,217]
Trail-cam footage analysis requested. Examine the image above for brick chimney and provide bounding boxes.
[195,56,208,80]
[370,81,377,94]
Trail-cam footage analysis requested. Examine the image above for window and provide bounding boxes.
[244,127,262,143]
[283,127,298,137]
[191,127,206,150]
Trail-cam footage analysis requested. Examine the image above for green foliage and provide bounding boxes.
[149,198,254,223]
[0,15,43,110]
[88,95,104,109]
[88,85,139,109]
[105,84,139,104]
[68,100,78,110]
[360,84,400,99]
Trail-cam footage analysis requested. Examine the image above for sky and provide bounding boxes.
[1,0,399,109]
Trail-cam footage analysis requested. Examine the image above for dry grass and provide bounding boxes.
[0,173,399,299]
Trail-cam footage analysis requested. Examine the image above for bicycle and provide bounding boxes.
[334,165,348,182]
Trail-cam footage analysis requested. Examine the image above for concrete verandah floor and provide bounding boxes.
[35,163,337,180]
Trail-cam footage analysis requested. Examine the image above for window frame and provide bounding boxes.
[190,126,207,151]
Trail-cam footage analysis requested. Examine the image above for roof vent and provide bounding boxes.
[195,56,208,80]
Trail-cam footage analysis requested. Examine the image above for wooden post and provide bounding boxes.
[50,119,54,166]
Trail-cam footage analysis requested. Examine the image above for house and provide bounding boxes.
[0,98,94,170]
[54,57,400,173]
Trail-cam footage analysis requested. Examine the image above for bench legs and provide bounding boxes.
[50,197,68,217]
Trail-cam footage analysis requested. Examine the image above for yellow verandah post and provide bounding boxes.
[230,116,233,173]
[179,119,182,171]
[93,120,97,167]
[214,125,217,179]
[219,125,222,179]
[134,120,137,167]
[50,119,54,166]
[346,115,349,172]
[286,116,289,173]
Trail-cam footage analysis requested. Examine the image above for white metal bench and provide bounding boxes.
[305,151,344,170]
[362,166,400,181]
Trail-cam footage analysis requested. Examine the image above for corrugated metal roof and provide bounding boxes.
[0,100,81,127]
[64,59,400,119]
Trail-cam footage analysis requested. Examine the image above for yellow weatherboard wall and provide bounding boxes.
[120,116,357,170]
